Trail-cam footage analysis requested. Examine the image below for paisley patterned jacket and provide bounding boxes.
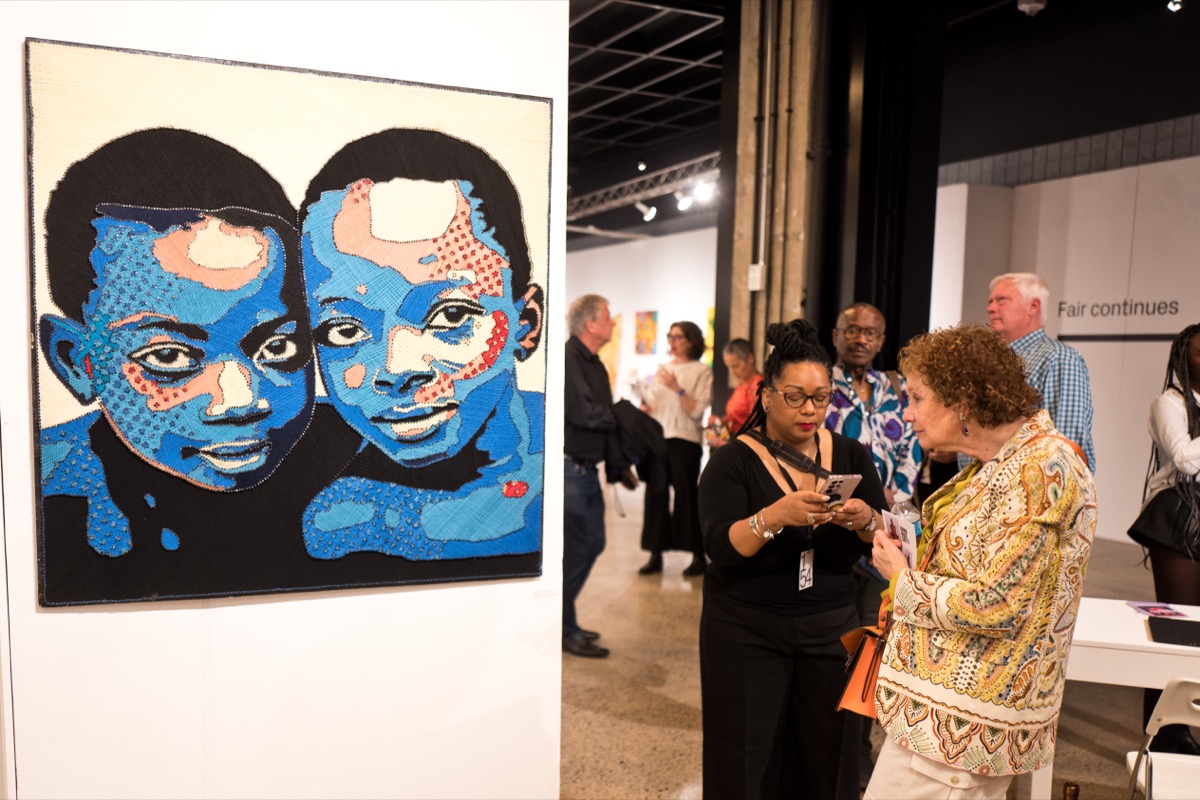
[876,410,1097,776]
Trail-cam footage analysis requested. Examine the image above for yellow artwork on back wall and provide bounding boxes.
[704,306,716,366]
[634,310,657,355]
[598,314,622,392]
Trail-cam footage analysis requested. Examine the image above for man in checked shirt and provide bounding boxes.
[985,272,1096,471]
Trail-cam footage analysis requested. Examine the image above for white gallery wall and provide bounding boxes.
[566,227,718,403]
[0,2,567,798]
[934,155,1200,545]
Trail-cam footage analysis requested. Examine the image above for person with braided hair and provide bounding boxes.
[697,318,886,800]
[1128,322,1200,754]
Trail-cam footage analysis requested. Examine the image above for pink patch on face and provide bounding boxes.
[152,216,272,291]
[332,183,511,296]
[123,361,222,412]
[414,372,454,405]
[452,311,509,383]
[412,312,510,404]
[343,363,366,389]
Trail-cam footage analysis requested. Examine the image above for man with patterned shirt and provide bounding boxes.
[986,272,1096,471]
[825,303,921,508]
[825,301,921,786]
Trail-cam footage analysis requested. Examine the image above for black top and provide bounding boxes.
[698,432,886,613]
[564,335,617,463]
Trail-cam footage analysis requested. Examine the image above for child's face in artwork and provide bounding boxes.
[77,214,314,489]
[303,178,539,466]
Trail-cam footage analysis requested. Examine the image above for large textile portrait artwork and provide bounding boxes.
[27,40,550,605]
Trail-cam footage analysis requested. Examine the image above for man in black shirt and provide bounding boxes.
[563,294,622,657]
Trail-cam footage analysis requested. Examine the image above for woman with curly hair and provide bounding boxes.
[1128,322,1200,754]
[698,318,886,800]
[866,324,1096,800]
[640,320,713,576]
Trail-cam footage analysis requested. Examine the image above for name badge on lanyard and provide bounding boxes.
[798,548,814,591]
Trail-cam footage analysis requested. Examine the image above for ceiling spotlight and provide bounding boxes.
[637,161,647,172]
[674,191,694,211]
[1167,0,1182,10]
[1017,0,1047,15]
[693,181,715,202]
[634,201,657,222]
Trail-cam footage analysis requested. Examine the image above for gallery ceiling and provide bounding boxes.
[565,0,1198,244]
[566,0,726,242]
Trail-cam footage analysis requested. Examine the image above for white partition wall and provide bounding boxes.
[0,3,568,798]
[566,228,718,400]
[935,156,1200,544]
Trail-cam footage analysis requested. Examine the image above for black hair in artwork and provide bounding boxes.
[301,128,532,299]
[44,127,299,323]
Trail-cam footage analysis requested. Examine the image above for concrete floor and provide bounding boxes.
[561,481,1165,799]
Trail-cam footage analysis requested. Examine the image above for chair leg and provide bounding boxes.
[1128,734,1154,800]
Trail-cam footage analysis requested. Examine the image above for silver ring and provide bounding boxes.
[806,512,815,525]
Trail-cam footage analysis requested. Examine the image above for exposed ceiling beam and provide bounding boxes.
[566,152,720,220]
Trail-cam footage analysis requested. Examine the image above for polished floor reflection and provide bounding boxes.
[561,481,1164,799]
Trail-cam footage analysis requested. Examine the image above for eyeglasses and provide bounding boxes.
[665,334,686,341]
[768,386,832,409]
[835,325,882,341]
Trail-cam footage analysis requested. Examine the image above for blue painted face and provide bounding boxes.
[81,214,314,490]
[302,178,531,467]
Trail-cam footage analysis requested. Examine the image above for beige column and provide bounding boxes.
[724,0,818,364]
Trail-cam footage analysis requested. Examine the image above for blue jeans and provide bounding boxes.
[563,457,606,639]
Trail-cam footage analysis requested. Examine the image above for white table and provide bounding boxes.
[1028,598,1200,799]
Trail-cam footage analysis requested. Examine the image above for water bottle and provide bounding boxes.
[889,497,922,539]
[889,497,922,569]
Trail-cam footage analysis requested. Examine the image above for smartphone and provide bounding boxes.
[822,474,863,509]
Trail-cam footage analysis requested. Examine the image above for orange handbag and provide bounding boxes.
[836,619,888,717]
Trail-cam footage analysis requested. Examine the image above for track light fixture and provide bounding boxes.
[693,181,715,202]
[634,201,657,222]
[674,191,694,211]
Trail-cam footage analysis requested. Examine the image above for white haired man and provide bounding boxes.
[986,272,1096,470]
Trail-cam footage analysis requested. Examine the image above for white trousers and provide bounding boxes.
[864,739,1014,800]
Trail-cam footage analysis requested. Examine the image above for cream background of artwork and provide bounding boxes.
[29,39,551,426]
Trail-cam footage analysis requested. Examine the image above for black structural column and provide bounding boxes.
[806,0,945,367]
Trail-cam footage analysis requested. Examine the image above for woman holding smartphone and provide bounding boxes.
[697,318,886,800]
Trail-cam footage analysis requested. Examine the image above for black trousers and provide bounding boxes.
[642,437,703,557]
[700,598,862,800]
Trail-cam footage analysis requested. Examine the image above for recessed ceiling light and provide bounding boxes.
[637,161,647,172]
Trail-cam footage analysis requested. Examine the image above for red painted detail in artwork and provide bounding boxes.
[503,481,528,498]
